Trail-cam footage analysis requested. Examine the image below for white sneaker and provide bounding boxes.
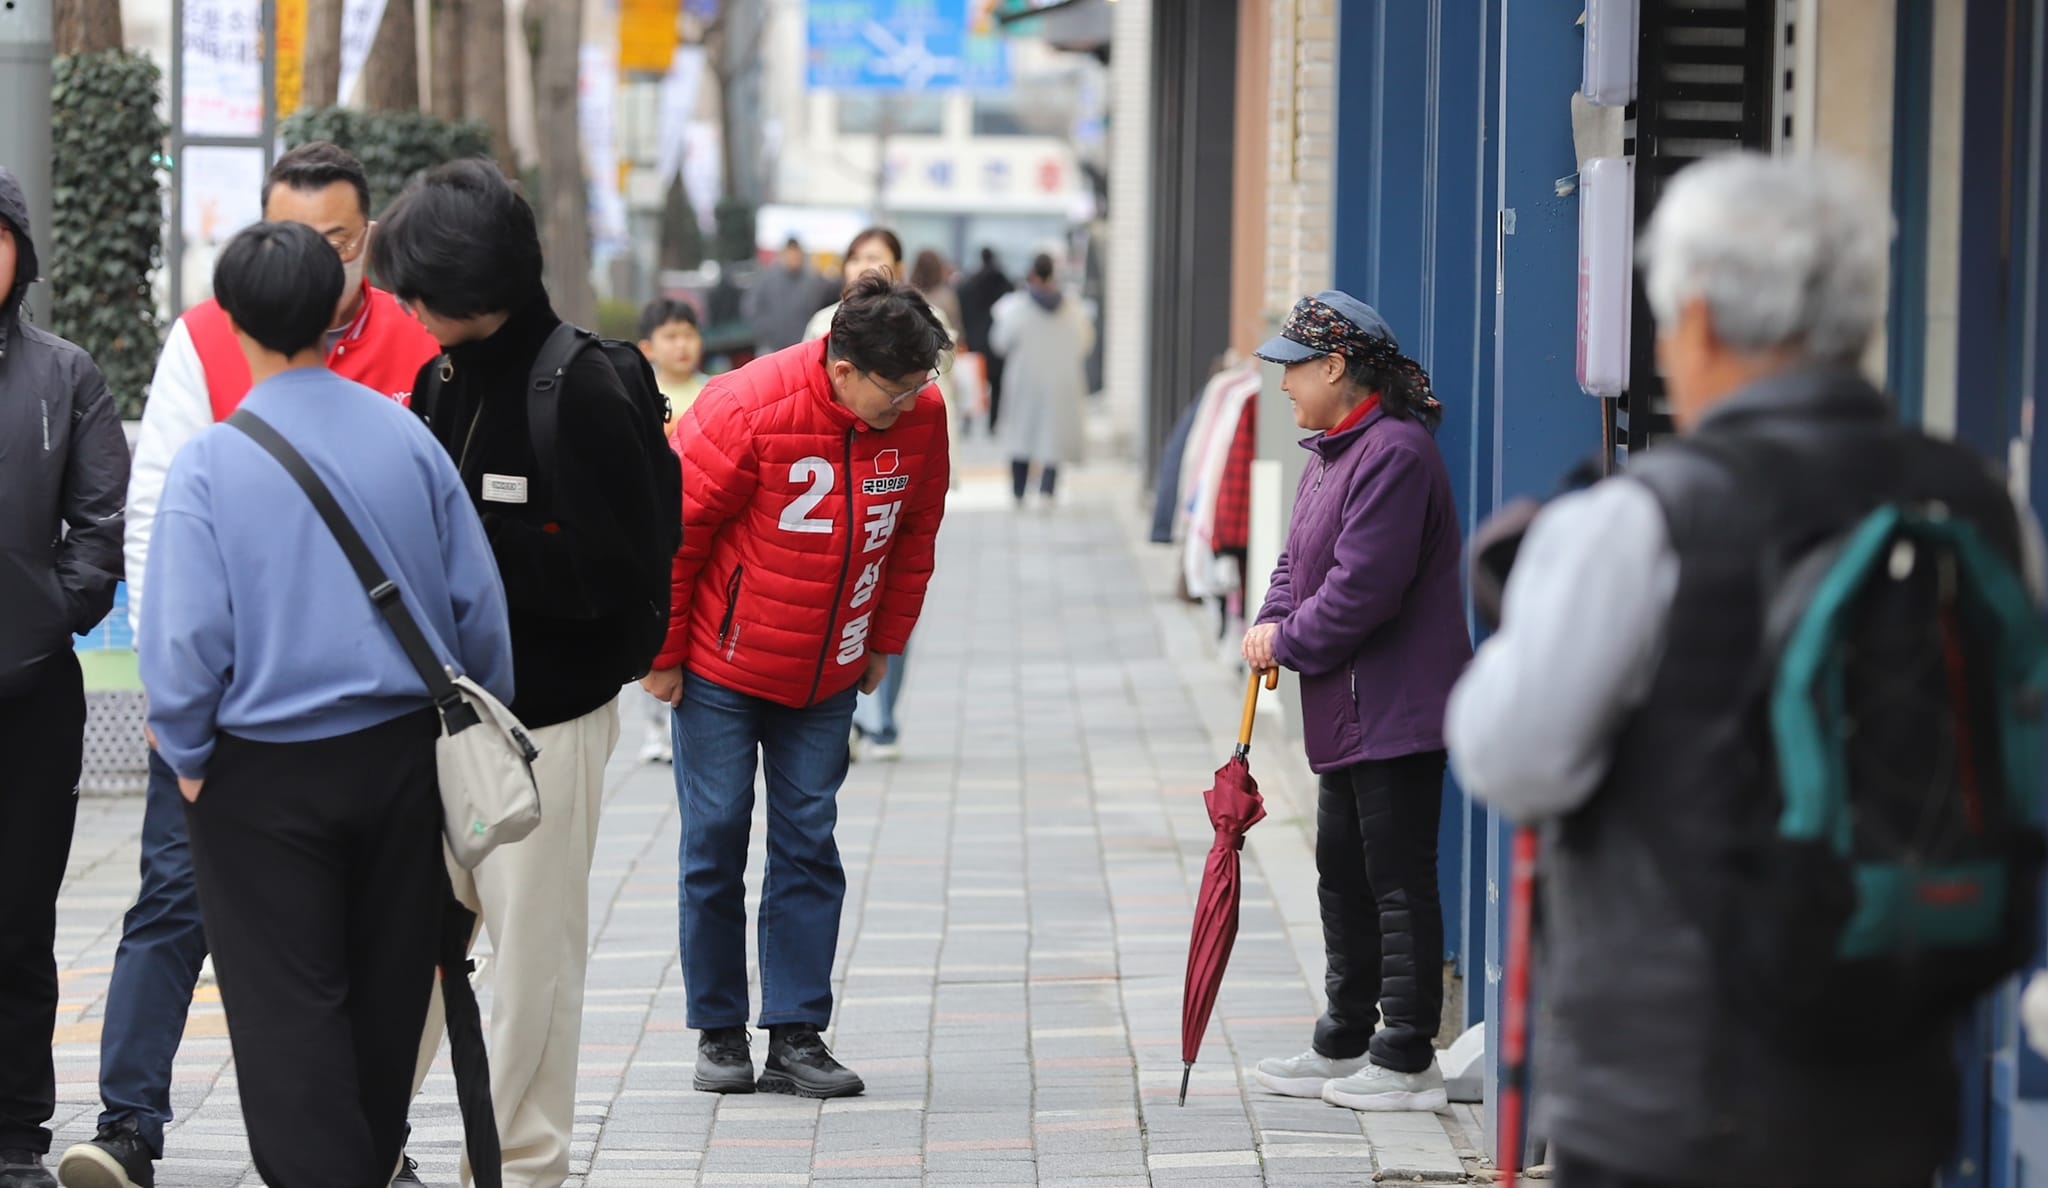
[868,741,903,762]
[1320,1060,1448,1112]
[638,737,672,764]
[1250,1049,1368,1098]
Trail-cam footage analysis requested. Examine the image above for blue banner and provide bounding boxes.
[806,0,1012,92]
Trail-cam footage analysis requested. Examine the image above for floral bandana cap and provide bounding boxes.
[1269,295,1440,414]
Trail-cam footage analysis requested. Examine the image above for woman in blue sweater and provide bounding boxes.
[138,221,513,1188]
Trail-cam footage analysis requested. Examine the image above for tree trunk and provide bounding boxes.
[53,0,123,56]
[530,0,594,326]
[465,0,514,170]
[429,0,465,118]
[302,0,345,108]
[361,0,420,111]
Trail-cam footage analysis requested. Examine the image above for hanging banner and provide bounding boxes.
[182,0,265,135]
[618,0,679,75]
[655,45,707,185]
[336,0,390,106]
[274,0,307,118]
[580,42,629,257]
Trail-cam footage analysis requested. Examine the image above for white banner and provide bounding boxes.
[336,0,390,105]
[655,45,707,186]
[181,0,265,136]
[580,42,629,256]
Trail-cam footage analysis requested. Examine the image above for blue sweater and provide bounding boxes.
[141,367,514,779]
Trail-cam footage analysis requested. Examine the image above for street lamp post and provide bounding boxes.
[0,0,54,326]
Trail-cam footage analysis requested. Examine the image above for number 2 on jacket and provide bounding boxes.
[781,457,834,534]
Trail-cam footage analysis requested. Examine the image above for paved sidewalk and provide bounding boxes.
[47,461,1479,1186]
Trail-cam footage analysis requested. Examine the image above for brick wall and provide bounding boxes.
[1263,0,1337,323]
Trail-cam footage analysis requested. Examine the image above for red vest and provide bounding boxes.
[184,284,442,420]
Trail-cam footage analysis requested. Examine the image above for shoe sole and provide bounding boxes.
[757,1070,865,1099]
[1250,1070,1333,1099]
[692,1069,758,1094]
[1320,1086,1449,1113]
[56,1147,146,1188]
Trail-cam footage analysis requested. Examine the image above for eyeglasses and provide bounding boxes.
[321,224,369,261]
[868,370,938,407]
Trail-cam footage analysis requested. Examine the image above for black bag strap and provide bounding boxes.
[526,323,589,495]
[227,409,472,725]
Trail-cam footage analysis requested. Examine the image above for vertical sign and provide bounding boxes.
[274,0,305,117]
[335,0,388,105]
[618,0,679,75]
[182,0,265,135]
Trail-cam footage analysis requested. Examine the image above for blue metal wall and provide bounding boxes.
[1330,0,1590,1144]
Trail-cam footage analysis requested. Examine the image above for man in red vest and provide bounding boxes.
[58,141,440,1188]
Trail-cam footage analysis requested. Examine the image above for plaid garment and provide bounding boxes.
[1212,398,1258,552]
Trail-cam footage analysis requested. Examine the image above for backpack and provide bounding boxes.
[1648,436,2048,1057]
[422,323,684,678]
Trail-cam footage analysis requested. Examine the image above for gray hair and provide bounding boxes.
[1639,152,1892,364]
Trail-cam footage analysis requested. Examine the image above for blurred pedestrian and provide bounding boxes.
[137,221,512,1188]
[373,160,665,1188]
[1446,152,2042,1188]
[71,140,443,1188]
[643,273,951,1099]
[745,238,831,356]
[956,247,1014,428]
[1241,290,1469,1113]
[909,250,965,354]
[0,166,128,1188]
[807,229,959,760]
[990,254,1092,507]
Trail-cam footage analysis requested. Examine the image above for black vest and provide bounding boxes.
[1532,367,2021,1183]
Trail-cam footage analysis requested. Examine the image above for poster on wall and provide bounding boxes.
[178,144,268,304]
[181,0,264,136]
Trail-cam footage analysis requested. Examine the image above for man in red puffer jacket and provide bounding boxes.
[642,273,951,1100]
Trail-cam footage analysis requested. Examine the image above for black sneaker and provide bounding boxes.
[759,1024,865,1098]
[56,1121,152,1188]
[392,1154,423,1185]
[0,1149,56,1188]
[694,1026,757,1094]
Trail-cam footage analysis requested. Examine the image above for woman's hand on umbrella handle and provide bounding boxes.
[1242,623,1280,671]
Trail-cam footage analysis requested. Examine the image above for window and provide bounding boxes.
[837,94,946,136]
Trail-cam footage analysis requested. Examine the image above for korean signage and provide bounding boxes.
[806,0,1011,92]
[181,0,265,136]
[619,0,680,75]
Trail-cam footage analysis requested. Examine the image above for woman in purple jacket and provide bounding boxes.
[1241,291,1472,1113]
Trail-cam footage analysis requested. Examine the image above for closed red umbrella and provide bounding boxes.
[1180,667,1279,1106]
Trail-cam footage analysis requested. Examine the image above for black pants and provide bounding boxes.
[1312,750,1445,1074]
[1011,460,1058,501]
[0,651,84,1154]
[1551,1150,1925,1188]
[184,710,445,1188]
[986,354,1006,428]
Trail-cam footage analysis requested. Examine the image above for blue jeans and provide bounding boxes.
[672,674,857,1030]
[97,751,210,1156]
[852,645,909,746]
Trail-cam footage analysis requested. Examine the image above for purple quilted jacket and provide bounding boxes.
[1256,406,1472,773]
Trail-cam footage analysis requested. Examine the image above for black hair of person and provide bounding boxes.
[845,226,904,266]
[638,297,699,341]
[1029,253,1055,283]
[1344,352,1441,431]
[368,158,544,320]
[213,221,345,357]
[262,141,372,218]
[826,273,950,379]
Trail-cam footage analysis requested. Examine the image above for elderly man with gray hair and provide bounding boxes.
[1446,151,2043,1188]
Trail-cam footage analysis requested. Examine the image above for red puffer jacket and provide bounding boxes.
[656,338,949,707]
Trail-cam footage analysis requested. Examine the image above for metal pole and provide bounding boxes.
[0,0,54,326]
[169,0,185,315]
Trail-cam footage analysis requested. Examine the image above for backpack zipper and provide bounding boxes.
[805,427,859,707]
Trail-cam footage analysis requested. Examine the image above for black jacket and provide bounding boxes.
[0,168,128,699]
[1536,368,2018,1184]
[955,264,1013,356]
[413,298,660,729]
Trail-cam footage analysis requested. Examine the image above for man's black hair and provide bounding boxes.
[827,273,949,379]
[979,247,999,270]
[368,159,544,320]
[784,237,804,252]
[262,142,372,218]
[638,296,699,341]
[1029,252,1055,283]
[213,221,344,358]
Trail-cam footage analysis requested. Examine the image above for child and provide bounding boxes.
[639,297,708,438]
[636,297,704,763]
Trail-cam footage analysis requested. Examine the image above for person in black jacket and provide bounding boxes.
[955,247,1013,429]
[369,160,661,1188]
[0,167,128,1188]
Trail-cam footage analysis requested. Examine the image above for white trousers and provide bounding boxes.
[415,698,619,1188]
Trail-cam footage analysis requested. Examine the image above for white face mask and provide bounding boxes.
[335,250,365,323]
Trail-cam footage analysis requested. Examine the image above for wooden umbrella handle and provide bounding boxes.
[1237,667,1279,750]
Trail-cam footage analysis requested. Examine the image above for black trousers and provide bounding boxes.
[184,709,445,1188]
[1551,1150,1926,1188]
[1312,750,1446,1074]
[0,651,84,1154]
[1011,460,1059,501]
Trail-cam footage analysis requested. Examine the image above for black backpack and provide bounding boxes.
[423,323,684,678]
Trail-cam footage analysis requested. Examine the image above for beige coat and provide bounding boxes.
[990,289,1093,466]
